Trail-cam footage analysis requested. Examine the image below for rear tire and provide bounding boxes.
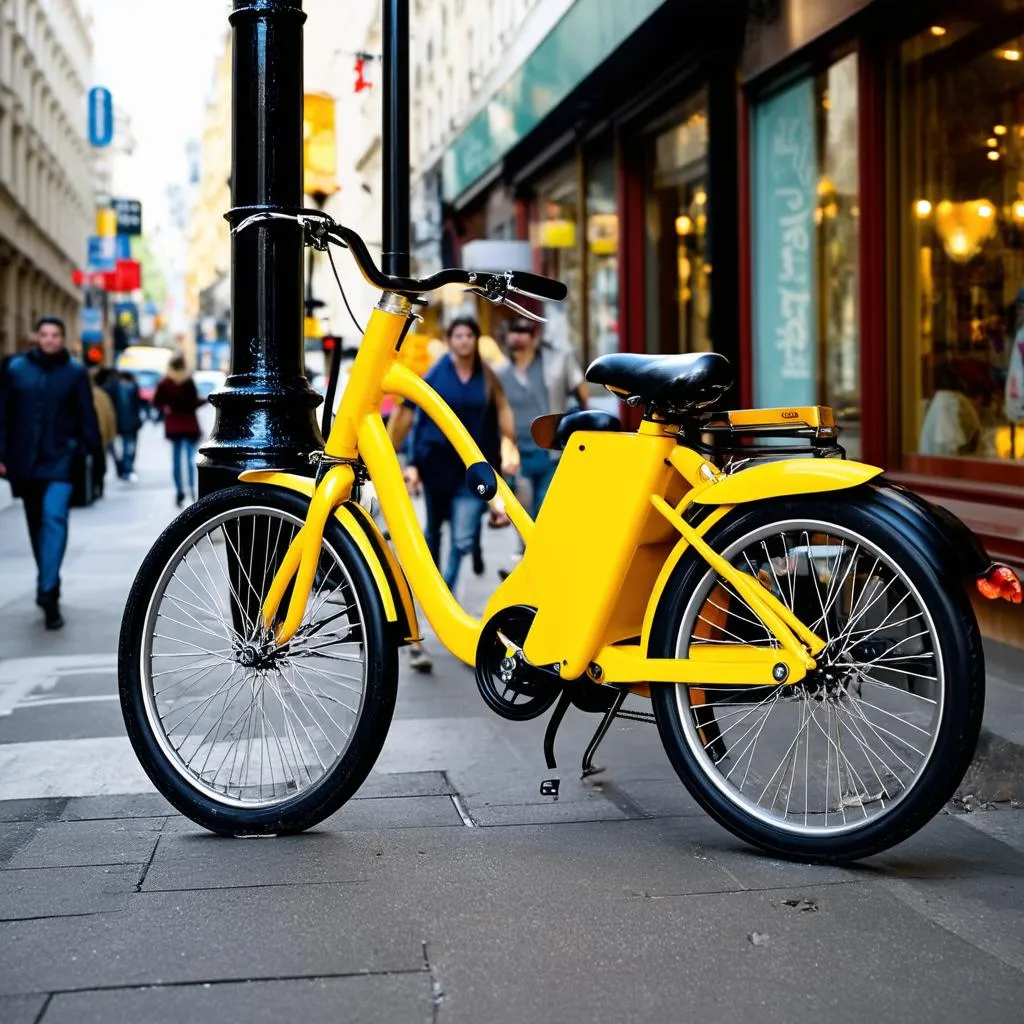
[650,492,985,862]
[119,485,398,835]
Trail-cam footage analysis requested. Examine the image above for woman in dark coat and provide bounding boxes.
[153,354,204,507]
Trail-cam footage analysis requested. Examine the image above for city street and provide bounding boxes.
[0,426,1022,1023]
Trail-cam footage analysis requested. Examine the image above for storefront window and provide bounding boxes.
[645,96,711,355]
[586,146,619,359]
[900,25,1024,463]
[752,53,860,455]
[531,163,582,362]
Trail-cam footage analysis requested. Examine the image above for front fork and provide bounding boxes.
[259,463,356,643]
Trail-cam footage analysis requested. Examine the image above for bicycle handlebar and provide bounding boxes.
[230,208,568,306]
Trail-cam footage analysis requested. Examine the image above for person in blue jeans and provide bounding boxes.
[154,355,204,507]
[495,317,587,578]
[388,317,519,672]
[0,317,102,629]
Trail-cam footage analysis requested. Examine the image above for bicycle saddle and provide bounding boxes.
[586,352,733,413]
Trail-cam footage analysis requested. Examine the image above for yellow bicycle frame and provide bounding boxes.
[243,291,883,695]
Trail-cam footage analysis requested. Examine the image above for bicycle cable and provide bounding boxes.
[326,242,365,336]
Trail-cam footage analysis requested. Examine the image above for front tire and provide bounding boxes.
[119,484,398,835]
[650,492,985,862]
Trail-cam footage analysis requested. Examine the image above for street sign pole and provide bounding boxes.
[198,0,323,494]
[382,0,410,277]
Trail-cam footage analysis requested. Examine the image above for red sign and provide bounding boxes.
[71,268,85,287]
[101,259,141,293]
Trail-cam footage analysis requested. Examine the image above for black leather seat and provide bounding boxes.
[586,352,733,413]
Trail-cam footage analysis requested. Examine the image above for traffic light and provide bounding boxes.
[84,343,105,367]
[322,335,339,357]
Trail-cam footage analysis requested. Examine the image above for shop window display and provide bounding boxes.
[752,53,860,455]
[901,24,1024,462]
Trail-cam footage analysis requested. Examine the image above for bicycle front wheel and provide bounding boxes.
[650,492,985,863]
[118,484,398,834]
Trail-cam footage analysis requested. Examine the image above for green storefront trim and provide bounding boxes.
[442,0,667,203]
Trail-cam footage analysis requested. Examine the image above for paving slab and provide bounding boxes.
[38,974,435,1024]
[62,793,175,821]
[142,816,741,895]
[0,994,48,1024]
[957,807,1024,854]
[419,879,1022,1024]
[0,824,38,868]
[353,770,454,799]
[0,865,139,921]
[0,798,68,823]
[4,818,166,870]
[0,882,424,996]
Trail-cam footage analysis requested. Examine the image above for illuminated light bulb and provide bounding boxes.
[675,214,692,236]
[988,150,1001,160]
[693,190,707,206]
[915,199,933,217]
[999,48,1022,61]
[937,200,953,215]
[947,230,970,256]
[1013,200,1024,221]
[988,137,999,147]
[929,25,946,36]
[994,124,1008,135]
[977,202,995,218]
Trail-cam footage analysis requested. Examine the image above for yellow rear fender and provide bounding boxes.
[237,470,419,643]
[694,459,882,506]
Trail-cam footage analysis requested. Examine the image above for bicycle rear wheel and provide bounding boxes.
[118,484,397,834]
[650,492,985,862]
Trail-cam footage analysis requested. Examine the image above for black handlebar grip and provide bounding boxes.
[509,271,568,302]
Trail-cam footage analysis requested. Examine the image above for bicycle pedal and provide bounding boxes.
[539,778,560,799]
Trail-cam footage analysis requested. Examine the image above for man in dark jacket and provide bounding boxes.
[0,317,102,629]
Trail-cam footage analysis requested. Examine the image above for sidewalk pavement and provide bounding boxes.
[0,424,1023,1023]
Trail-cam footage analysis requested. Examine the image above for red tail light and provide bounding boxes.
[976,565,1023,604]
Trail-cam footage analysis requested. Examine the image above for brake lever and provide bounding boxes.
[464,286,547,323]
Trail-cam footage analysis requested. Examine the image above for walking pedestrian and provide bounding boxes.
[114,371,143,480]
[495,317,587,577]
[90,370,117,498]
[388,317,519,672]
[153,354,203,507]
[0,316,102,629]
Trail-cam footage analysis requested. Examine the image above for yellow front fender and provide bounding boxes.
[237,469,419,643]
[694,458,882,505]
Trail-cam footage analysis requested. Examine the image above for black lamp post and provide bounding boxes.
[382,0,410,277]
[198,0,323,494]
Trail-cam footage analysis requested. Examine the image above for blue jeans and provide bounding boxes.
[119,433,138,477]
[424,483,486,592]
[516,445,556,519]
[21,480,73,599]
[171,436,198,497]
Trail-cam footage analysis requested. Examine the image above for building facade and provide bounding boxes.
[185,28,232,368]
[433,0,1024,644]
[0,0,92,356]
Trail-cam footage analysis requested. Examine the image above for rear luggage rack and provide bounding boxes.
[685,406,846,468]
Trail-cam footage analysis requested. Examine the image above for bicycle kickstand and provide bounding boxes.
[580,689,627,779]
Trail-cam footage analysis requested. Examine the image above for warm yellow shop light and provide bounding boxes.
[929,25,947,37]
[934,199,998,262]
[994,125,1008,135]
[914,199,933,218]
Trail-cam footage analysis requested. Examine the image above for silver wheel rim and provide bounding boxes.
[674,518,944,837]
[140,504,368,809]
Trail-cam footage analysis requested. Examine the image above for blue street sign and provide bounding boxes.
[87,235,116,271]
[115,234,132,260]
[81,307,104,342]
[88,87,113,147]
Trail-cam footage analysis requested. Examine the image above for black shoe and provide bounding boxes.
[42,601,64,630]
[175,492,185,508]
[472,546,485,577]
[497,568,511,581]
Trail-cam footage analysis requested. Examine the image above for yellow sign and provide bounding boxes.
[539,219,576,249]
[304,93,339,198]
[304,316,323,340]
[96,208,117,237]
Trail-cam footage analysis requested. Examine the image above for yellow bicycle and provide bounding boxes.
[119,210,1021,861]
